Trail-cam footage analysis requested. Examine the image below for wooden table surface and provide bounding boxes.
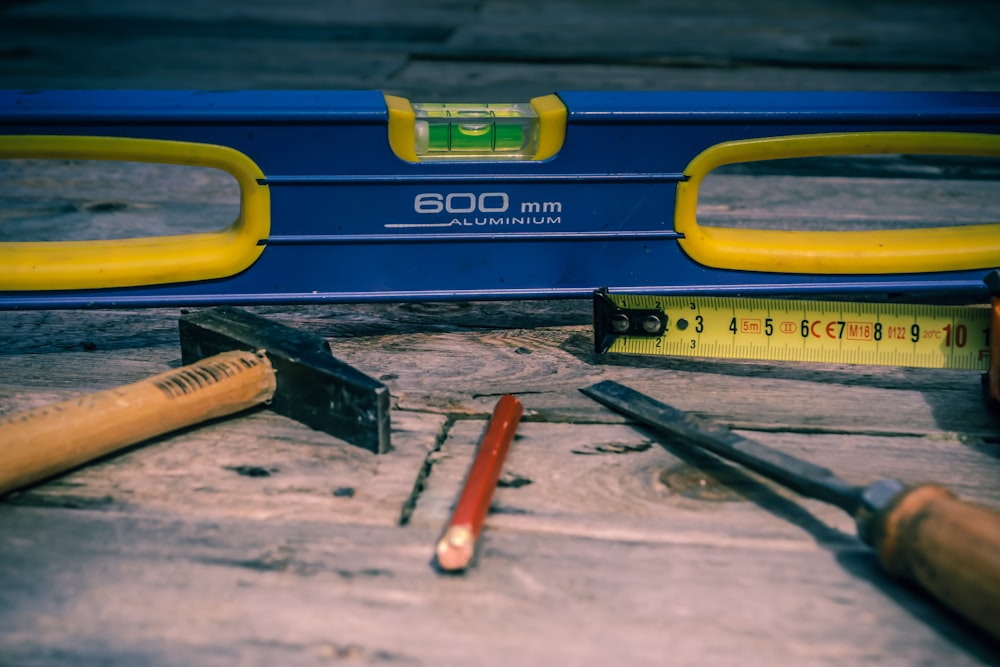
[2,1,1000,664]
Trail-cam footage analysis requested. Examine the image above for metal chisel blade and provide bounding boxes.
[580,380,862,512]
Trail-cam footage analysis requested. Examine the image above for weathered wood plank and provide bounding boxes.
[2,307,996,436]
[0,41,409,90]
[2,319,994,439]
[2,0,999,663]
[3,0,999,94]
[390,61,1000,100]
[4,408,447,526]
[4,0,482,25]
[454,0,1000,69]
[12,0,993,72]
[325,325,999,437]
[697,175,1000,231]
[0,160,239,242]
[1,506,997,666]
[409,420,1000,545]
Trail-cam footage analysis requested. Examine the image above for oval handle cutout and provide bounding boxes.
[0,136,269,290]
[674,132,1000,274]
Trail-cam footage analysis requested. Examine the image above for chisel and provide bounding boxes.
[580,379,1000,640]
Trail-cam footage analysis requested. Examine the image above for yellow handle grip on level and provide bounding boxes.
[0,135,270,290]
[674,132,1000,275]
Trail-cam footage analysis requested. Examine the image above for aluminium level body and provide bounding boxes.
[1,90,999,308]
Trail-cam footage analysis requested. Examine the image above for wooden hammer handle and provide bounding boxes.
[874,484,1000,639]
[0,349,276,497]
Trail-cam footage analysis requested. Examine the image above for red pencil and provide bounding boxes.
[435,394,523,571]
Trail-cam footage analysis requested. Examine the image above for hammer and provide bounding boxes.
[0,306,390,497]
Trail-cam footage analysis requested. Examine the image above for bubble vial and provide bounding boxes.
[412,103,539,160]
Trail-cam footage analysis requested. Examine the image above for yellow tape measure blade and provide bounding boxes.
[594,291,992,371]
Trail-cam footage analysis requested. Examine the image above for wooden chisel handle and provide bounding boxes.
[0,349,276,497]
[872,484,1000,639]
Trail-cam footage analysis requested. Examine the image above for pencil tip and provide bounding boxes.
[436,525,475,571]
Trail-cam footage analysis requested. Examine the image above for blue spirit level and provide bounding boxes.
[1,90,998,308]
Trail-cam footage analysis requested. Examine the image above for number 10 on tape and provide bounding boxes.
[594,290,992,370]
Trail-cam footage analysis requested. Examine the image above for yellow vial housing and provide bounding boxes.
[386,94,567,162]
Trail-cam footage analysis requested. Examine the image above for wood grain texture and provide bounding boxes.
[2,303,997,662]
[2,0,999,94]
[1,507,998,667]
[2,0,1000,663]
[326,324,999,437]
[410,420,1000,543]
[453,1,1000,70]
[2,405,447,526]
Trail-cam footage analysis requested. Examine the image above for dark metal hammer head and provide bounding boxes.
[179,306,390,454]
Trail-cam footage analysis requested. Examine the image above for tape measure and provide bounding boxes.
[594,289,993,370]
